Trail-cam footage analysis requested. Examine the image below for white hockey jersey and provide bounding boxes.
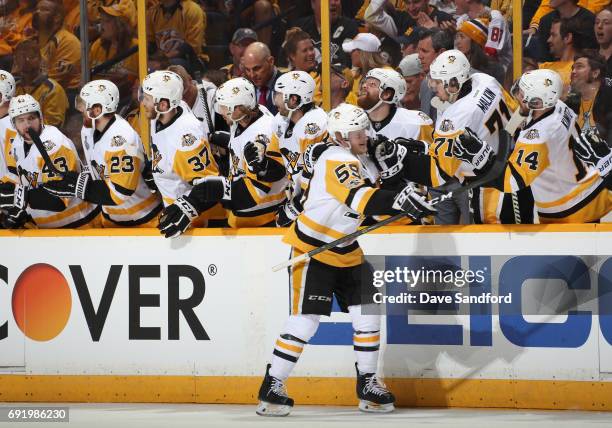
[277,106,328,193]
[429,72,513,187]
[284,145,385,268]
[371,106,434,144]
[502,101,611,223]
[81,115,162,226]
[0,114,17,183]
[150,106,219,207]
[12,125,99,228]
[228,106,287,227]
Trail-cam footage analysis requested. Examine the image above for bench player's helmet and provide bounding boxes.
[363,68,407,112]
[512,69,562,111]
[327,103,370,149]
[428,49,471,103]
[9,94,42,129]
[141,70,184,115]
[79,79,120,121]
[0,70,15,106]
[214,77,257,125]
[273,71,315,119]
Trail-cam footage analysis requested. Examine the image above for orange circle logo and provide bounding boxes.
[12,264,72,341]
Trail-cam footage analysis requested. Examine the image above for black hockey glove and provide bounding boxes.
[244,140,268,174]
[142,160,158,193]
[0,182,28,210]
[453,127,493,170]
[190,176,231,207]
[394,137,428,155]
[392,185,437,221]
[574,129,611,178]
[370,136,408,182]
[276,192,303,227]
[1,207,29,229]
[158,196,199,238]
[209,131,231,149]
[42,171,90,199]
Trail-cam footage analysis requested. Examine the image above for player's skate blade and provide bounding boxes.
[358,400,395,413]
[256,401,292,417]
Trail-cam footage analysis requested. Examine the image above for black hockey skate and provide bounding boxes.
[255,364,294,417]
[355,363,395,413]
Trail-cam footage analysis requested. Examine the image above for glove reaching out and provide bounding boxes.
[42,171,90,199]
[391,185,437,221]
[453,127,493,170]
[574,129,611,178]
[369,135,408,182]
[158,196,199,238]
[1,207,29,229]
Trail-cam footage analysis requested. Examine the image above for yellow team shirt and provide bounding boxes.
[15,77,69,128]
[0,4,34,56]
[90,38,139,80]
[40,28,82,91]
[147,0,207,59]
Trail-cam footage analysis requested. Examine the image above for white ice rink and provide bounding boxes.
[1,404,611,428]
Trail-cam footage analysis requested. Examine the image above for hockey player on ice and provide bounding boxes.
[255,103,436,417]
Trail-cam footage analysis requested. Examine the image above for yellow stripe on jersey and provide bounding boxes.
[356,187,377,214]
[324,159,366,203]
[104,193,159,215]
[4,128,17,171]
[298,130,329,153]
[503,142,550,192]
[38,145,79,182]
[172,139,219,183]
[33,201,90,225]
[103,150,142,194]
[419,124,434,144]
[539,189,611,224]
[535,174,599,209]
[300,213,345,240]
[243,178,286,205]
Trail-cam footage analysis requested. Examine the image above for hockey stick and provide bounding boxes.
[27,128,64,177]
[272,131,512,272]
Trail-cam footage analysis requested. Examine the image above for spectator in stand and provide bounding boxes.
[569,50,612,140]
[90,0,139,103]
[241,42,284,114]
[364,0,455,41]
[33,0,81,101]
[12,39,68,128]
[0,0,35,70]
[283,28,321,105]
[530,0,596,62]
[330,64,352,109]
[397,53,424,110]
[540,17,593,94]
[147,0,207,75]
[342,33,390,106]
[417,28,453,119]
[293,0,359,68]
[455,18,505,83]
[234,0,284,58]
[393,26,426,57]
[63,0,81,34]
[221,28,258,81]
[595,7,612,86]
[528,0,609,37]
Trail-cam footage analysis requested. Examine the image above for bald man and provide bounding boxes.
[241,42,283,115]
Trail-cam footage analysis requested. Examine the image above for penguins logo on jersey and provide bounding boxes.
[254,134,270,147]
[440,119,455,132]
[151,143,164,174]
[111,136,127,147]
[42,140,55,151]
[305,123,321,135]
[91,159,107,179]
[18,167,39,188]
[181,133,197,147]
[229,148,245,177]
[526,129,540,140]
[280,147,301,176]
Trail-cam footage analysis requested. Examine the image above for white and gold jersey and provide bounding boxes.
[228,106,287,227]
[12,125,99,228]
[0,115,17,183]
[371,106,434,144]
[284,145,384,268]
[429,72,513,187]
[81,115,162,226]
[502,101,611,223]
[277,106,328,192]
[150,106,219,207]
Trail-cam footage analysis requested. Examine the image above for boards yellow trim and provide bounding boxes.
[1,375,611,410]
